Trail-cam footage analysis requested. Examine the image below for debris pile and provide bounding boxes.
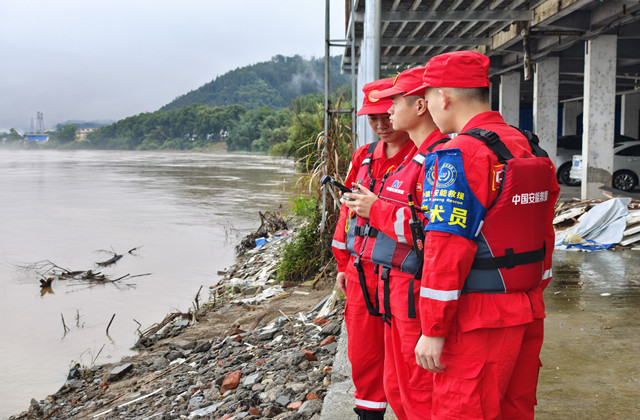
[20,247,147,295]
[11,225,342,420]
[236,208,288,256]
[554,196,640,250]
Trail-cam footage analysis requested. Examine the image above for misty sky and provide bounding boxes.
[0,0,346,132]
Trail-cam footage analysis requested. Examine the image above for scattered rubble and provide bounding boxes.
[10,225,342,420]
[554,196,640,249]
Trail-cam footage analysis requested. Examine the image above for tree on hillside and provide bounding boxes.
[226,106,278,152]
[251,109,293,153]
[161,55,350,112]
[52,124,78,143]
[8,128,23,142]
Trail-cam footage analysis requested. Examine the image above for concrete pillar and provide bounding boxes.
[499,72,521,127]
[562,100,582,136]
[356,74,371,147]
[356,0,381,147]
[533,57,559,162]
[581,35,617,199]
[621,91,640,139]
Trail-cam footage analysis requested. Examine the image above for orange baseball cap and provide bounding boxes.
[406,51,491,96]
[356,78,395,116]
[370,67,426,100]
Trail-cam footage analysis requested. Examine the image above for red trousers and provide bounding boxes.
[345,261,387,411]
[382,272,433,420]
[432,321,529,420]
[502,318,544,419]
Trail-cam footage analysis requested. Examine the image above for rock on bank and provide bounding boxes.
[10,228,344,420]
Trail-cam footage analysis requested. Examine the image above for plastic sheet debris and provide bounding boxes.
[555,198,631,250]
[232,285,285,304]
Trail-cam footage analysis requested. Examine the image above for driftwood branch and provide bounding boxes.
[106,314,116,335]
[128,246,143,255]
[96,250,123,267]
[61,313,70,334]
[249,311,268,330]
[133,312,192,348]
[192,285,203,312]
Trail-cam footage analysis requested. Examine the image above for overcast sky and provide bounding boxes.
[0,0,346,132]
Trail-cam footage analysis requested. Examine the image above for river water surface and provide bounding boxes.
[0,150,298,417]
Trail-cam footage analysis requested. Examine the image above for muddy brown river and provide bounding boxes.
[0,150,298,417]
[538,250,640,418]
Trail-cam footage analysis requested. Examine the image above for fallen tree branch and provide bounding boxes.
[106,314,116,335]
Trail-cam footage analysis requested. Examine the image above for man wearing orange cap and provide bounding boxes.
[332,77,415,419]
[412,51,560,419]
[343,66,449,420]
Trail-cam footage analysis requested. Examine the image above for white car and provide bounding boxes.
[554,134,638,186]
[569,141,640,191]
[555,135,583,186]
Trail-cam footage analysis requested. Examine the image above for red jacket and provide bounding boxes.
[332,140,416,273]
[419,112,560,337]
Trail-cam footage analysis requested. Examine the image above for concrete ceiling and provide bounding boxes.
[342,0,640,106]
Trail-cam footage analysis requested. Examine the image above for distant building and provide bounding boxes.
[26,134,49,142]
[75,128,96,141]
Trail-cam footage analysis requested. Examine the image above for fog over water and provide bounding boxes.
[0,150,298,417]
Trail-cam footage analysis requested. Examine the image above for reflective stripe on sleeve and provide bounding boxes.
[542,268,552,280]
[355,398,388,410]
[420,286,461,302]
[394,208,408,244]
[332,239,347,250]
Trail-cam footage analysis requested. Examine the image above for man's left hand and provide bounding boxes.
[415,335,446,373]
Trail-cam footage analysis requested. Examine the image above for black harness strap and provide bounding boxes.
[472,244,546,270]
[354,257,381,317]
[366,141,379,190]
[512,126,549,158]
[381,266,392,325]
[374,264,381,314]
[408,277,417,319]
[462,128,515,163]
[426,137,451,152]
[354,224,379,238]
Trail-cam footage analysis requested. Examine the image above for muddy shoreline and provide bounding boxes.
[9,228,341,420]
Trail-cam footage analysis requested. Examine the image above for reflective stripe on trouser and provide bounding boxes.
[345,261,387,411]
[501,318,544,420]
[383,271,433,420]
[432,322,529,420]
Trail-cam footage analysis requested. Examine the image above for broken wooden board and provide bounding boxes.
[553,206,587,225]
[620,232,640,246]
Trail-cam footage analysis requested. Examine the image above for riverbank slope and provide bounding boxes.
[10,227,343,420]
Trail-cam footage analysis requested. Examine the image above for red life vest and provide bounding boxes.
[360,138,450,275]
[345,141,380,258]
[462,129,555,294]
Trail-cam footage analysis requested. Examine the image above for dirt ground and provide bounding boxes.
[52,280,338,417]
[178,285,335,342]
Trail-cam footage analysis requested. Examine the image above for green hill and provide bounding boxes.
[161,55,350,111]
[74,55,353,154]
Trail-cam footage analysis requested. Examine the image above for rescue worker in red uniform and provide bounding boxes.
[411,51,560,419]
[332,77,415,419]
[343,66,448,420]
